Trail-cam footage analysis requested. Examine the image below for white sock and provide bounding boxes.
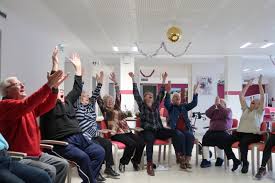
[202,146,210,161]
[216,147,224,159]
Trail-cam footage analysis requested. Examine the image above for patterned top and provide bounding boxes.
[75,83,102,140]
[133,83,165,131]
[97,84,130,134]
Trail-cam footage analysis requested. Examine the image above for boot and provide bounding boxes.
[147,162,155,176]
[176,153,182,164]
[185,156,192,169]
[179,156,187,169]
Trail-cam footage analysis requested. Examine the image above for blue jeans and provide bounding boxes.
[0,155,51,183]
[54,134,105,183]
[172,129,194,156]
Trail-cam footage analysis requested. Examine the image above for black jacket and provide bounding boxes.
[40,75,83,140]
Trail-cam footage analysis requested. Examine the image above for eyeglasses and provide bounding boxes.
[6,82,25,89]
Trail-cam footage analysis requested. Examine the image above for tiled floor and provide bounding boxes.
[70,147,275,183]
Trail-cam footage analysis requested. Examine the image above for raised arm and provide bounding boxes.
[66,53,83,104]
[258,75,265,110]
[97,94,106,115]
[35,48,68,116]
[109,72,121,110]
[90,71,103,104]
[184,83,199,111]
[239,79,253,110]
[0,71,65,120]
[155,72,167,105]
[129,72,144,107]
[164,81,172,110]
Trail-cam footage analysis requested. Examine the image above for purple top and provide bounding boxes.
[205,104,233,131]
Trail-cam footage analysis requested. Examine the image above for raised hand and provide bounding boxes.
[247,78,254,86]
[215,96,220,105]
[47,70,66,88]
[69,53,82,75]
[128,72,134,78]
[52,47,59,65]
[194,82,199,94]
[96,71,104,84]
[258,74,263,85]
[109,72,117,83]
[162,72,168,81]
[52,73,69,89]
[166,80,172,93]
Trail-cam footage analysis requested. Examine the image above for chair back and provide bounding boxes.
[260,121,268,142]
[136,117,141,128]
[232,119,238,128]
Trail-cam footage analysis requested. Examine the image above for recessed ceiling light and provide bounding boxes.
[260,43,274,48]
[112,46,119,52]
[131,46,138,52]
[243,68,250,72]
[240,42,252,48]
[255,68,262,72]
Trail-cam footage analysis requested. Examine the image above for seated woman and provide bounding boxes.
[225,75,265,173]
[200,96,233,168]
[74,71,119,180]
[97,72,145,173]
[0,133,51,183]
[164,81,198,169]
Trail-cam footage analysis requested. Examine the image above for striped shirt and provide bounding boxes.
[75,83,102,140]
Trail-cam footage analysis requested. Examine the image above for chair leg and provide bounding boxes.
[168,143,172,167]
[256,148,260,171]
[141,151,145,170]
[214,146,217,159]
[158,145,162,164]
[113,144,119,172]
[224,154,227,170]
[196,142,199,166]
[163,145,167,161]
[251,146,255,176]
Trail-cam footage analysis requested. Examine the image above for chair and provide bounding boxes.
[135,118,172,169]
[40,140,76,183]
[99,120,126,172]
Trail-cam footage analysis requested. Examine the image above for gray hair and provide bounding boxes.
[0,77,17,97]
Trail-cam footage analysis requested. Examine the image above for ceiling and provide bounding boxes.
[41,0,275,56]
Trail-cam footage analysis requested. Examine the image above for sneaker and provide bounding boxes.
[200,159,211,168]
[241,161,249,174]
[255,167,267,180]
[231,159,241,172]
[215,158,224,167]
[96,173,106,182]
[104,167,120,177]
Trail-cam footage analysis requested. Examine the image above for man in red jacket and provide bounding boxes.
[0,48,69,183]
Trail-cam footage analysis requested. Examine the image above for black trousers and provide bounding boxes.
[227,132,261,163]
[111,132,145,165]
[93,136,114,168]
[261,134,275,167]
[141,128,176,162]
[202,130,232,147]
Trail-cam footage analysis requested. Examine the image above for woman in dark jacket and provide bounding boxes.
[97,73,145,173]
[164,82,198,169]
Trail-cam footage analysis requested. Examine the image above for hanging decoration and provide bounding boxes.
[140,69,155,78]
[269,55,275,66]
[167,26,182,43]
[135,41,192,58]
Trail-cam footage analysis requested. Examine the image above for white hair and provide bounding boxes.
[0,77,17,97]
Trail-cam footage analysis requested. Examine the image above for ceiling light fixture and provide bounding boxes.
[243,68,250,72]
[112,46,119,52]
[255,68,262,72]
[260,43,274,48]
[240,42,252,48]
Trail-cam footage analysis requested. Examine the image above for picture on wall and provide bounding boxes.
[196,76,213,95]
[170,88,181,94]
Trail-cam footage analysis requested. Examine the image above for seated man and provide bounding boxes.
[40,53,105,183]
[129,72,176,176]
[74,71,119,179]
[200,96,233,168]
[0,48,69,183]
[0,133,51,183]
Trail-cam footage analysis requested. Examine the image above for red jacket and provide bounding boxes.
[0,84,57,156]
